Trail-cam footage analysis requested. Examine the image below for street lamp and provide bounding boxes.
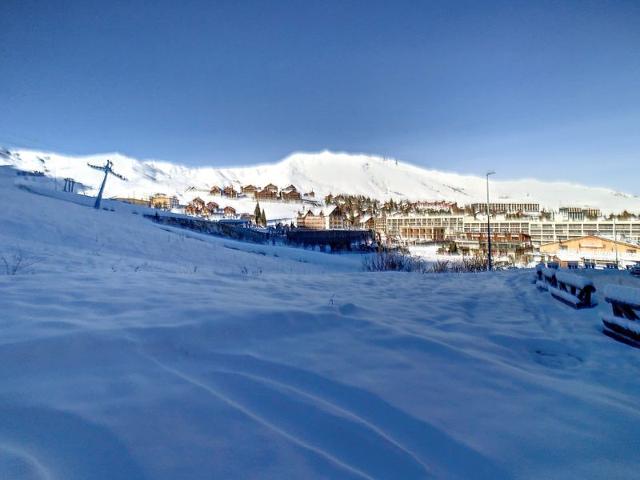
[486,171,496,271]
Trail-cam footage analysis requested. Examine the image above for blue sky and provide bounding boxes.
[1,0,639,192]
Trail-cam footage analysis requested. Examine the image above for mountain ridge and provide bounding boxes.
[2,147,639,213]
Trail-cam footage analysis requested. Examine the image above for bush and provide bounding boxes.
[1,250,39,275]
[364,250,489,274]
[363,250,429,273]
[431,260,450,273]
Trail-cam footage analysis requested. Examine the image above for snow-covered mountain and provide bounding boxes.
[2,147,639,212]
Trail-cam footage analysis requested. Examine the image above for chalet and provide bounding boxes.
[540,235,640,268]
[256,187,279,201]
[264,183,279,193]
[359,214,376,230]
[240,213,256,223]
[328,206,346,229]
[241,184,259,196]
[223,185,238,198]
[297,210,326,230]
[210,186,222,195]
[223,206,237,217]
[184,196,207,216]
[281,190,302,202]
[206,201,219,213]
[150,193,179,210]
[281,184,297,194]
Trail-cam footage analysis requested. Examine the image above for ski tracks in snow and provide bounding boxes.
[137,345,505,480]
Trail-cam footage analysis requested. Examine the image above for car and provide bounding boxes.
[630,264,640,277]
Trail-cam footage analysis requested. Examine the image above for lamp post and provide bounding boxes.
[614,215,619,269]
[486,171,496,271]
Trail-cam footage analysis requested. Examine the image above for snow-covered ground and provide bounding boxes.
[3,148,640,213]
[2,166,640,479]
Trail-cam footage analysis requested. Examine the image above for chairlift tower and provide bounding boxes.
[87,160,127,209]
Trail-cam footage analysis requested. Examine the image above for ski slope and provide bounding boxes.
[3,147,640,213]
[2,166,640,479]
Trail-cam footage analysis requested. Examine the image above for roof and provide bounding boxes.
[541,235,640,250]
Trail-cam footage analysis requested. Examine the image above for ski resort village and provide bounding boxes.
[3,1,640,477]
[7,148,640,269]
[2,147,640,479]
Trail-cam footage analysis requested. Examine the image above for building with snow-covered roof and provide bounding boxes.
[540,235,640,268]
[296,205,346,230]
[241,184,259,196]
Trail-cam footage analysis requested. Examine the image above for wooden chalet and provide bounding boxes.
[256,187,279,201]
[210,186,222,195]
[241,184,259,196]
[223,185,238,198]
[328,206,346,229]
[281,190,302,202]
[297,210,326,230]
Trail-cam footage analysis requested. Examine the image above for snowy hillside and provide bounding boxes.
[2,166,640,479]
[2,147,640,213]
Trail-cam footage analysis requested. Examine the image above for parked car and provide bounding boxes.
[630,264,640,277]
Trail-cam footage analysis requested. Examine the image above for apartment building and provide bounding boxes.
[384,214,640,247]
[385,215,465,242]
[469,202,540,215]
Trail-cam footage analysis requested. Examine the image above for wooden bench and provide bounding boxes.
[602,285,640,347]
[548,271,596,309]
[537,267,558,291]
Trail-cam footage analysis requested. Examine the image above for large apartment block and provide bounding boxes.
[385,214,640,246]
[469,202,540,214]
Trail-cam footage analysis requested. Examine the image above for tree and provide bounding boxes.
[254,202,261,225]
[261,208,267,226]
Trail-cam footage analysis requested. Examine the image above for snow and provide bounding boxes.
[602,315,640,335]
[3,166,640,479]
[548,286,592,307]
[535,279,548,290]
[3,148,640,213]
[555,271,595,289]
[603,285,640,309]
[408,245,462,262]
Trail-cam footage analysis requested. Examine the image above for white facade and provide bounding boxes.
[385,214,640,247]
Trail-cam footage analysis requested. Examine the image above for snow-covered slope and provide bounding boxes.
[2,147,639,212]
[2,169,640,478]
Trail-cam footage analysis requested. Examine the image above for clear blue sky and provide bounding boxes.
[1,0,639,192]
